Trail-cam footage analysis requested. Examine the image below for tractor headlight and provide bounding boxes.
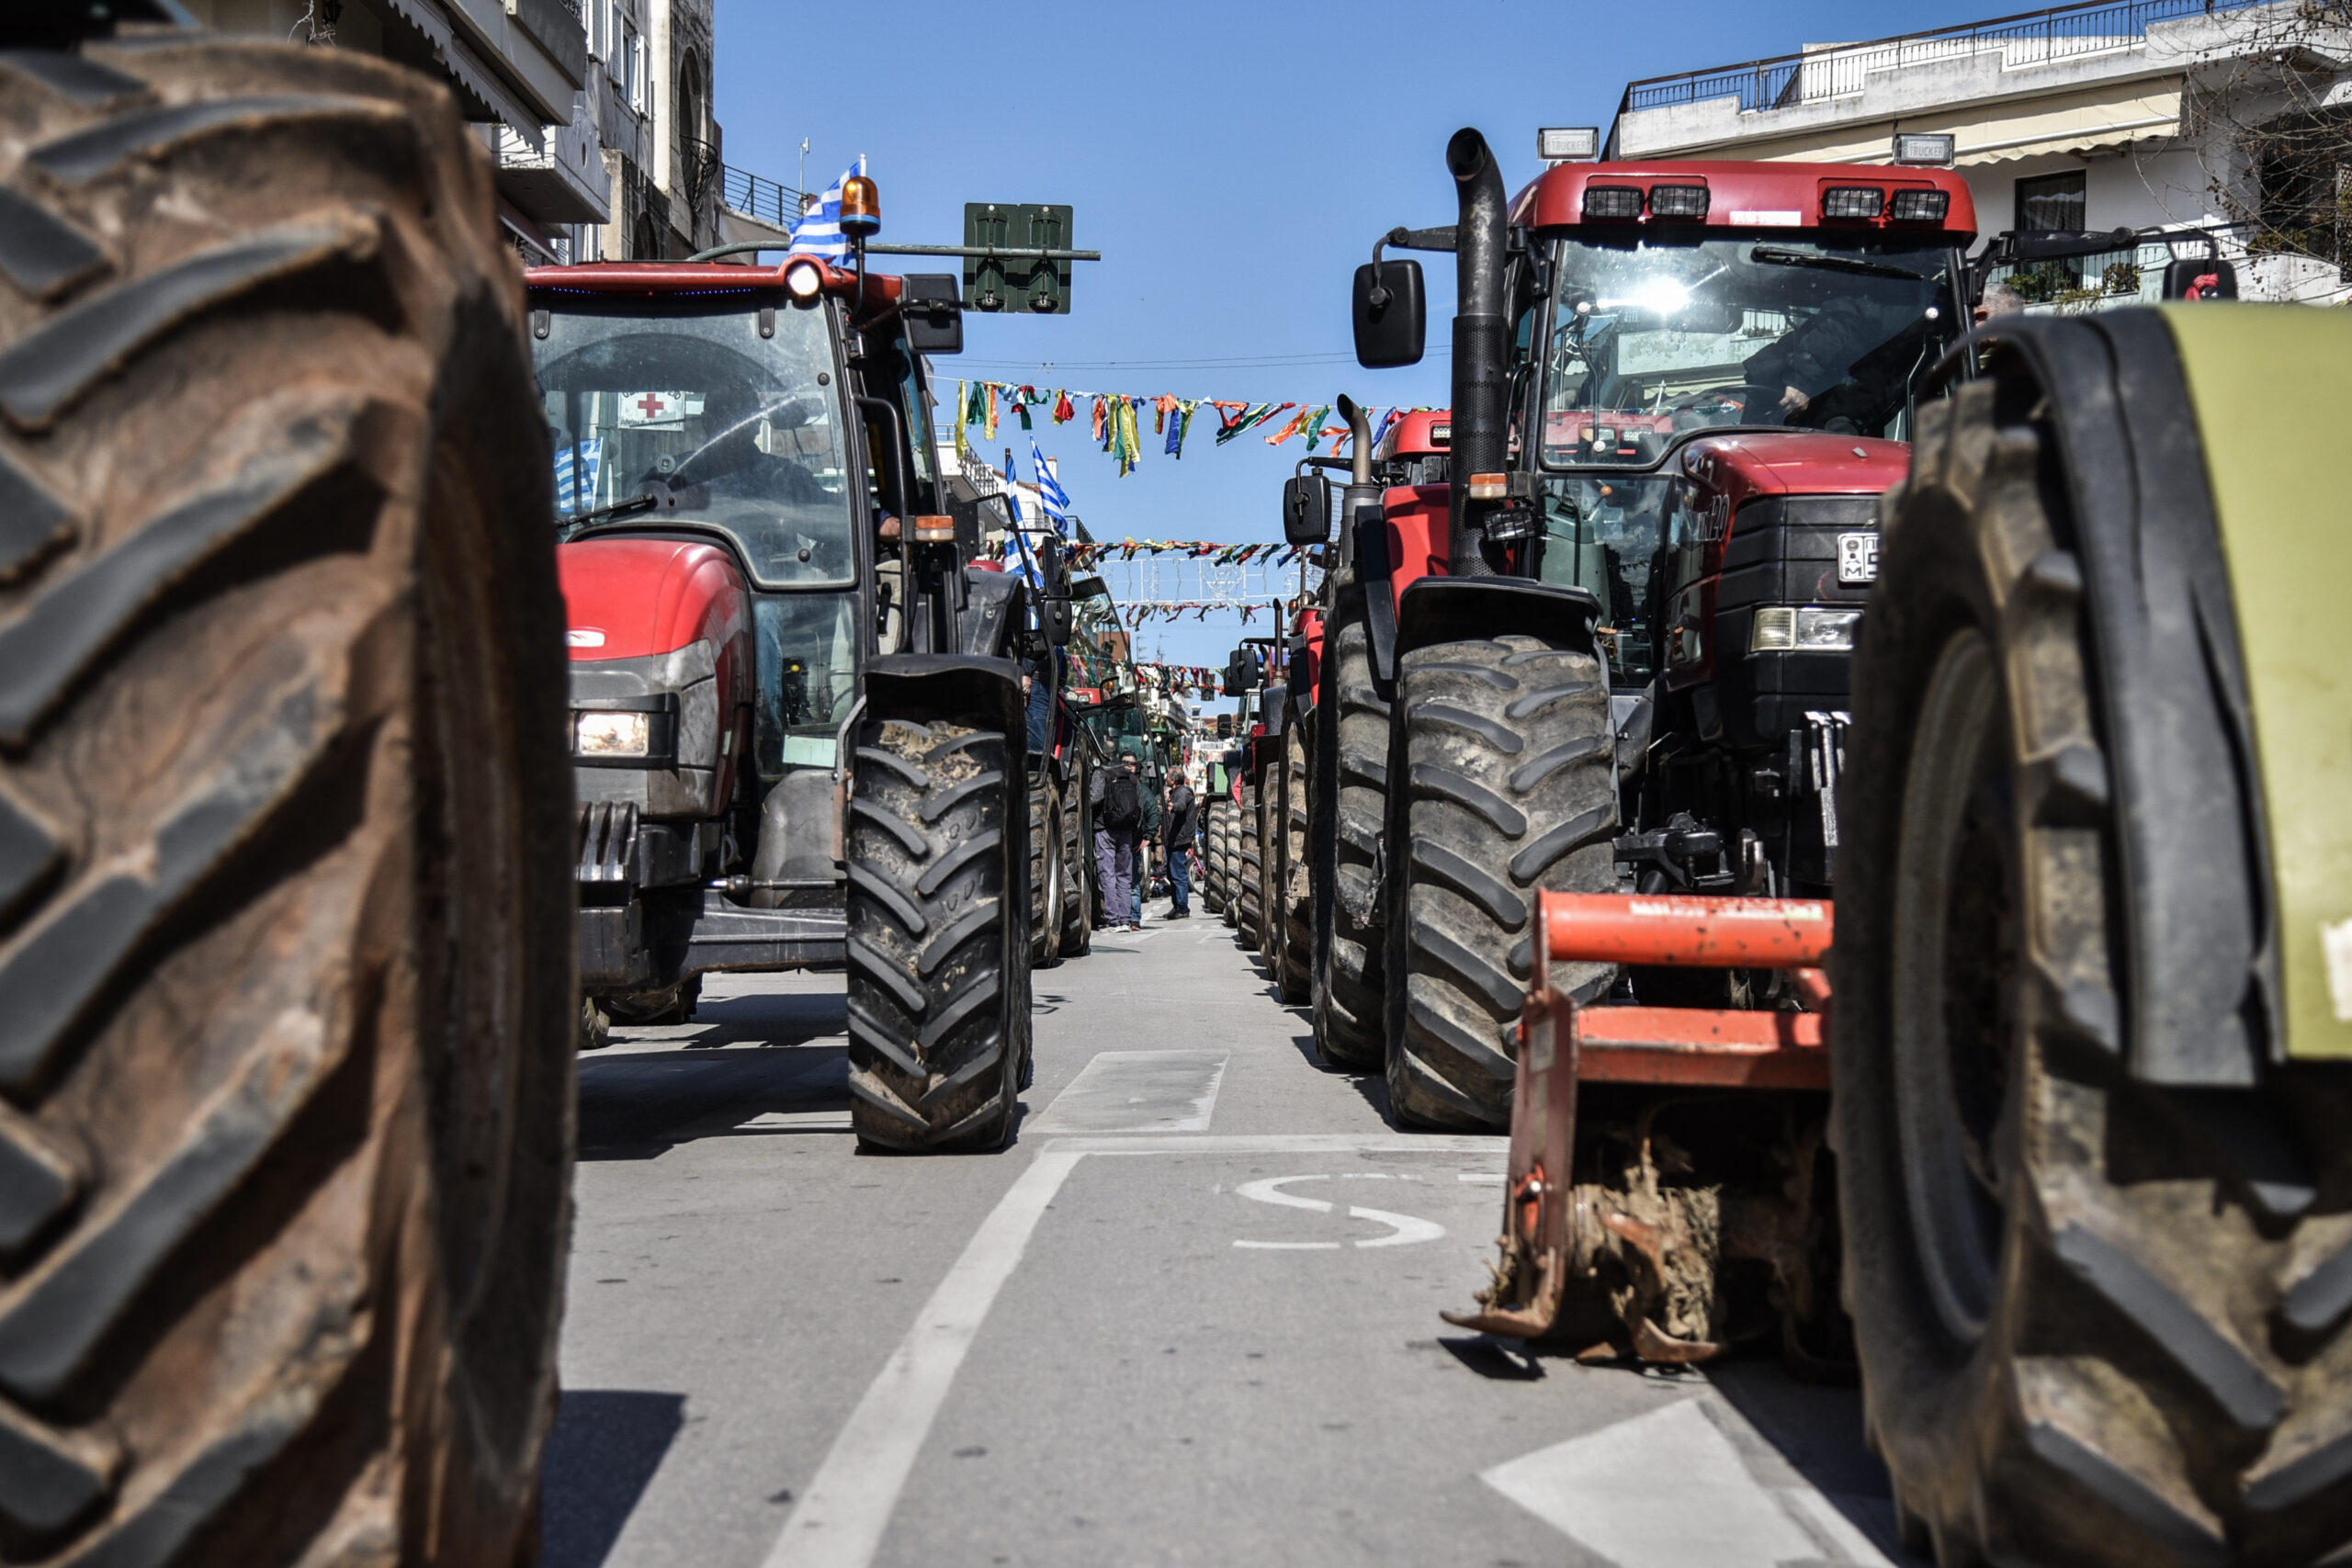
[1749,607,1796,652]
[575,711,650,758]
[1795,608,1861,650]
[1749,607,1860,652]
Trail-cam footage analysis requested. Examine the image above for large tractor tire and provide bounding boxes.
[1200,800,1225,915]
[1219,803,1241,931]
[1026,768,1062,969]
[0,37,574,1564]
[845,718,1030,1152]
[1236,783,1264,952]
[1835,367,2352,1567]
[1382,635,1616,1130]
[1057,766,1091,958]
[1314,608,1387,1070]
[1276,701,1313,1005]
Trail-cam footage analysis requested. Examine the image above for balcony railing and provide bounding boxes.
[719,163,802,230]
[1621,0,2258,119]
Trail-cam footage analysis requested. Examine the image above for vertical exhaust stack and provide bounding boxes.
[1446,128,1508,579]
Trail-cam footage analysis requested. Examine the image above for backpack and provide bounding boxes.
[1103,767,1142,829]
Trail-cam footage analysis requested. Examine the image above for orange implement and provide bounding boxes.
[1535,892,1833,974]
[1576,1006,1829,1089]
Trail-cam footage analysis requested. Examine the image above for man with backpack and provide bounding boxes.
[1090,750,1144,932]
[1162,773,1197,919]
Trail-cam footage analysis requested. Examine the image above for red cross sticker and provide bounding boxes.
[634,391,669,419]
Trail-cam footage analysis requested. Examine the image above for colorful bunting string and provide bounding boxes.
[953,378,1439,478]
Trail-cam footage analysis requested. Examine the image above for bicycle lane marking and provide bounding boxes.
[763,1134,1498,1568]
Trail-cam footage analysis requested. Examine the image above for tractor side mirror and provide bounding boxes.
[1281,473,1335,546]
[1224,648,1255,695]
[1038,537,1073,646]
[1353,258,1425,368]
[902,275,964,354]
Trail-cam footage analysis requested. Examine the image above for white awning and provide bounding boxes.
[1752,78,2183,167]
[377,0,543,149]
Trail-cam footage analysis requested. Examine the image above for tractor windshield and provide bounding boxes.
[1066,577,1135,704]
[1542,235,1959,466]
[535,295,856,589]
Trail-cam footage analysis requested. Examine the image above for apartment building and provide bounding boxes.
[1603,0,2352,303]
[177,0,721,265]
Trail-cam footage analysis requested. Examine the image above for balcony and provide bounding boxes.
[1608,0,2273,162]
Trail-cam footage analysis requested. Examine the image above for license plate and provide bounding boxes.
[1838,531,1879,584]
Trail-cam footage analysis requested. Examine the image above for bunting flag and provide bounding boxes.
[951,382,1440,479]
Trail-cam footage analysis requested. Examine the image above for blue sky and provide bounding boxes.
[716,0,1985,672]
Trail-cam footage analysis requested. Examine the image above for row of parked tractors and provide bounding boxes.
[1196,130,2350,1568]
[2,5,2346,1555]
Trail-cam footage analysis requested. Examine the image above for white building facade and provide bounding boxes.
[1605,0,2352,304]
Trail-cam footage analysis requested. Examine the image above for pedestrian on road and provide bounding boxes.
[1163,774,1196,918]
[1091,751,1143,931]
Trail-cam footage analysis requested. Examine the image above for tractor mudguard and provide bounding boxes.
[1958,311,2279,1083]
[862,652,1027,747]
[958,566,1025,661]
[1353,504,1399,684]
[1394,576,1601,663]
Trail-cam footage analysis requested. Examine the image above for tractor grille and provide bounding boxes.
[577,800,639,884]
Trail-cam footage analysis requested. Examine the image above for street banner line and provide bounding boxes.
[763,1148,1084,1568]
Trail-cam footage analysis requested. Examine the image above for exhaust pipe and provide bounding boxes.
[1335,393,1376,572]
[1446,128,1508,579]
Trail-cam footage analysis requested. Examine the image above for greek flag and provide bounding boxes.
[1029,436,1069,528]
[787,155,865,264]
[554,437,601,514]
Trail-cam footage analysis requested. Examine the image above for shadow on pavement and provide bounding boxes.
[538,1389,686,1568]
[576,1044,848,1160]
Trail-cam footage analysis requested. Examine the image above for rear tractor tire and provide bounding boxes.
[1276,702,1313,1006]
[1219,805,1240,931]
[1236,783,1265,951]
[845,717,1031,1152]
[0,37,574,1563]
[1835,374,2352,1568]
[1057,765,1091,959]
[1201,799,1225,915]
[1314,607,1388,1071]
[1027,767,1062,969]
[1383,635,1617,1131]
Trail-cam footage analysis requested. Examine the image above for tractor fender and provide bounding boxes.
[1395,576,1601,663]
[958,565,1025,661]
[1956,311,2278,1085]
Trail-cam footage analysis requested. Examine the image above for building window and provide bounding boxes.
[2015,171,2086,233]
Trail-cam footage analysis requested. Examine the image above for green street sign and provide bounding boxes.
[963,203,1074,314]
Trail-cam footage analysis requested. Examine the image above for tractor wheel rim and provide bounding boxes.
[1890,627,2014,1347]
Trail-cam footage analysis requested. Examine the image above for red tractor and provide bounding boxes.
[531,195,1087,1151]
[1307,130,1975,1136]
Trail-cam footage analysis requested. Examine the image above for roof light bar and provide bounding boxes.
[1583,185,1644,220]
[1822,186,1884,220]
[1889,188,1951,223]
[1648,184,1710,220]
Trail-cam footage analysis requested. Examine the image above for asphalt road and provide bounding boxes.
[543,899,1924,1568]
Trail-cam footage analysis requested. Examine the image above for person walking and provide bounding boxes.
[1163,773,1196,919]
[1090,750,1143,932]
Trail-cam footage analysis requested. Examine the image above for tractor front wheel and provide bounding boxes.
[1382,634,1616,1130]
[1835,377,2352,1568]
[845,717,1030,1152]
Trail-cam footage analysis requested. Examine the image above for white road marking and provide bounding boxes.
[1025,1050,1227,1134]
[766,1133,1500,1568]
[764,1148,1085,1568]
[1458,1172,1506,1185]
[1480,1399,1896,1568]
[1350,1204,1446,1247]
[739,1109,853,1131]
[1232,1174,1446,1249]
